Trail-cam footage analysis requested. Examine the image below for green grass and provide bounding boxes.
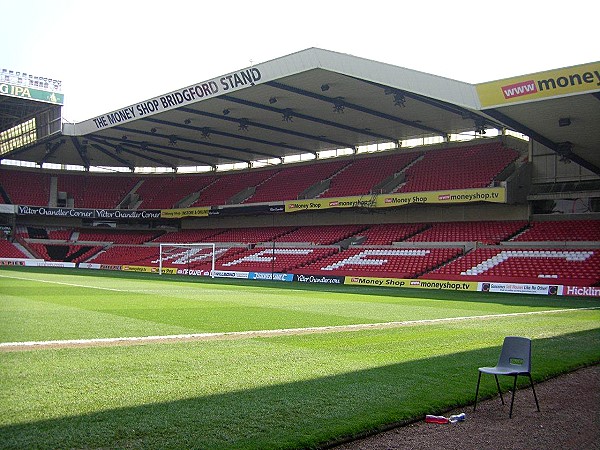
[1,267,599,449]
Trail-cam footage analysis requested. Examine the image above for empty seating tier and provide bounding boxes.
[56,174,137,209]
[397,143,519,193]
[300,247,463,279]
[135,175,217,209]
[426,248,600,286]
[512,220,600,242]
[321,152,420,198]
[407,221,528,244]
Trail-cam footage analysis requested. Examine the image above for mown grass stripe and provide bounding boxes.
[2,306,597,351]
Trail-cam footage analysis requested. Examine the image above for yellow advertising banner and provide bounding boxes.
[122,265,158,273]
[160,207,210,219]
[285,187,505,213]
[377,187,505,208]
[344,276,478,291]
[285,196,376,212]
[476,62,600,107]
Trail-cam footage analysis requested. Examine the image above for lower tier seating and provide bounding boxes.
[424,248,600,286]
[0,239,28,258]
[298,247,463,278]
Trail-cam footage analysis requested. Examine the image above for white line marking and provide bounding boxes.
[0,273,139,292]
[1,307,597,351]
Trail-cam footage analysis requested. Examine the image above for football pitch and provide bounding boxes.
[1,267,599,449]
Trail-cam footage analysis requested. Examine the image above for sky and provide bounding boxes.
[1,0,597,123]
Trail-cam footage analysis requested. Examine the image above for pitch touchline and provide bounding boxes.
[0,273,139,292]
[1,307,597,351]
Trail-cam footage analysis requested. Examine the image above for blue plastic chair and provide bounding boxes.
[474,336,540,418]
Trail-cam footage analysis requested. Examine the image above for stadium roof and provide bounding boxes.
[2,48,599,175]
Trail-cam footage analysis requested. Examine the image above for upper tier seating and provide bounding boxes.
[397,143,519,193]
[407,221,528,244]
[247,159,349,203]
[0,168,50,206]
[299,247,462,278]
[56,174,137,209]
[1,143,521,207]
[135,175,217,209]
[191,168,280,207]
[511,220,600,242]
[320,151,420,198]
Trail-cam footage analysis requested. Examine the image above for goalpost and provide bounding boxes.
[157,243,216,278]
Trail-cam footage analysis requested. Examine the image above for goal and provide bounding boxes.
[157,243,216,277]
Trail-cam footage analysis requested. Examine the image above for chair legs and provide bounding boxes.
[509,375,518,418]
[494,375,505,405]
[474,372,540,418]
[474,371,482,411]
[528,373,540,412]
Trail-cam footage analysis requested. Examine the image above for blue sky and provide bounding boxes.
[1,0,597,122]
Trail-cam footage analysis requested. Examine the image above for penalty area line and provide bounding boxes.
[1,306,598,351]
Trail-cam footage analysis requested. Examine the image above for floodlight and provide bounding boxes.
[333,97,345,113]
[282,109,293,122]
[238,119,249,131]
[558,118,571,127]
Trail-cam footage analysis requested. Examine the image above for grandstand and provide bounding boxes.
[1,49,598,292]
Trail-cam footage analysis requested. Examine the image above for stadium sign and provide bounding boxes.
[160,207,210,218]
[0,82,64,105]
[84,67,263,132]
[249,272,294,282]
[477,62,600,107]
[345,276,478,291]
[285,187,506,213]
[479,282,560,295]
[16,206,161,220]
[293,274,344,284]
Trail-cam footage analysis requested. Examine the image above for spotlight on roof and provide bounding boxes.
[238,118,249,131]
[558,117,571,127]
[150,127,157,133]
[474,117,486,134]
[332,97,345,113]
[222,109,230,115]
[282,109,293,122]
[121,135,128,141]
[269,96,277,104]
[557,141,573,156]
[168,135,178,145]
[320,84,330,92]
[201,127,211,139]
[184,118,192,125]
[393,92,406,107]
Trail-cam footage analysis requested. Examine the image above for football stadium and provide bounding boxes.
[1,48,599,448]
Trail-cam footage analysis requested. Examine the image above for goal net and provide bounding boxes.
[157,243,216,277]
